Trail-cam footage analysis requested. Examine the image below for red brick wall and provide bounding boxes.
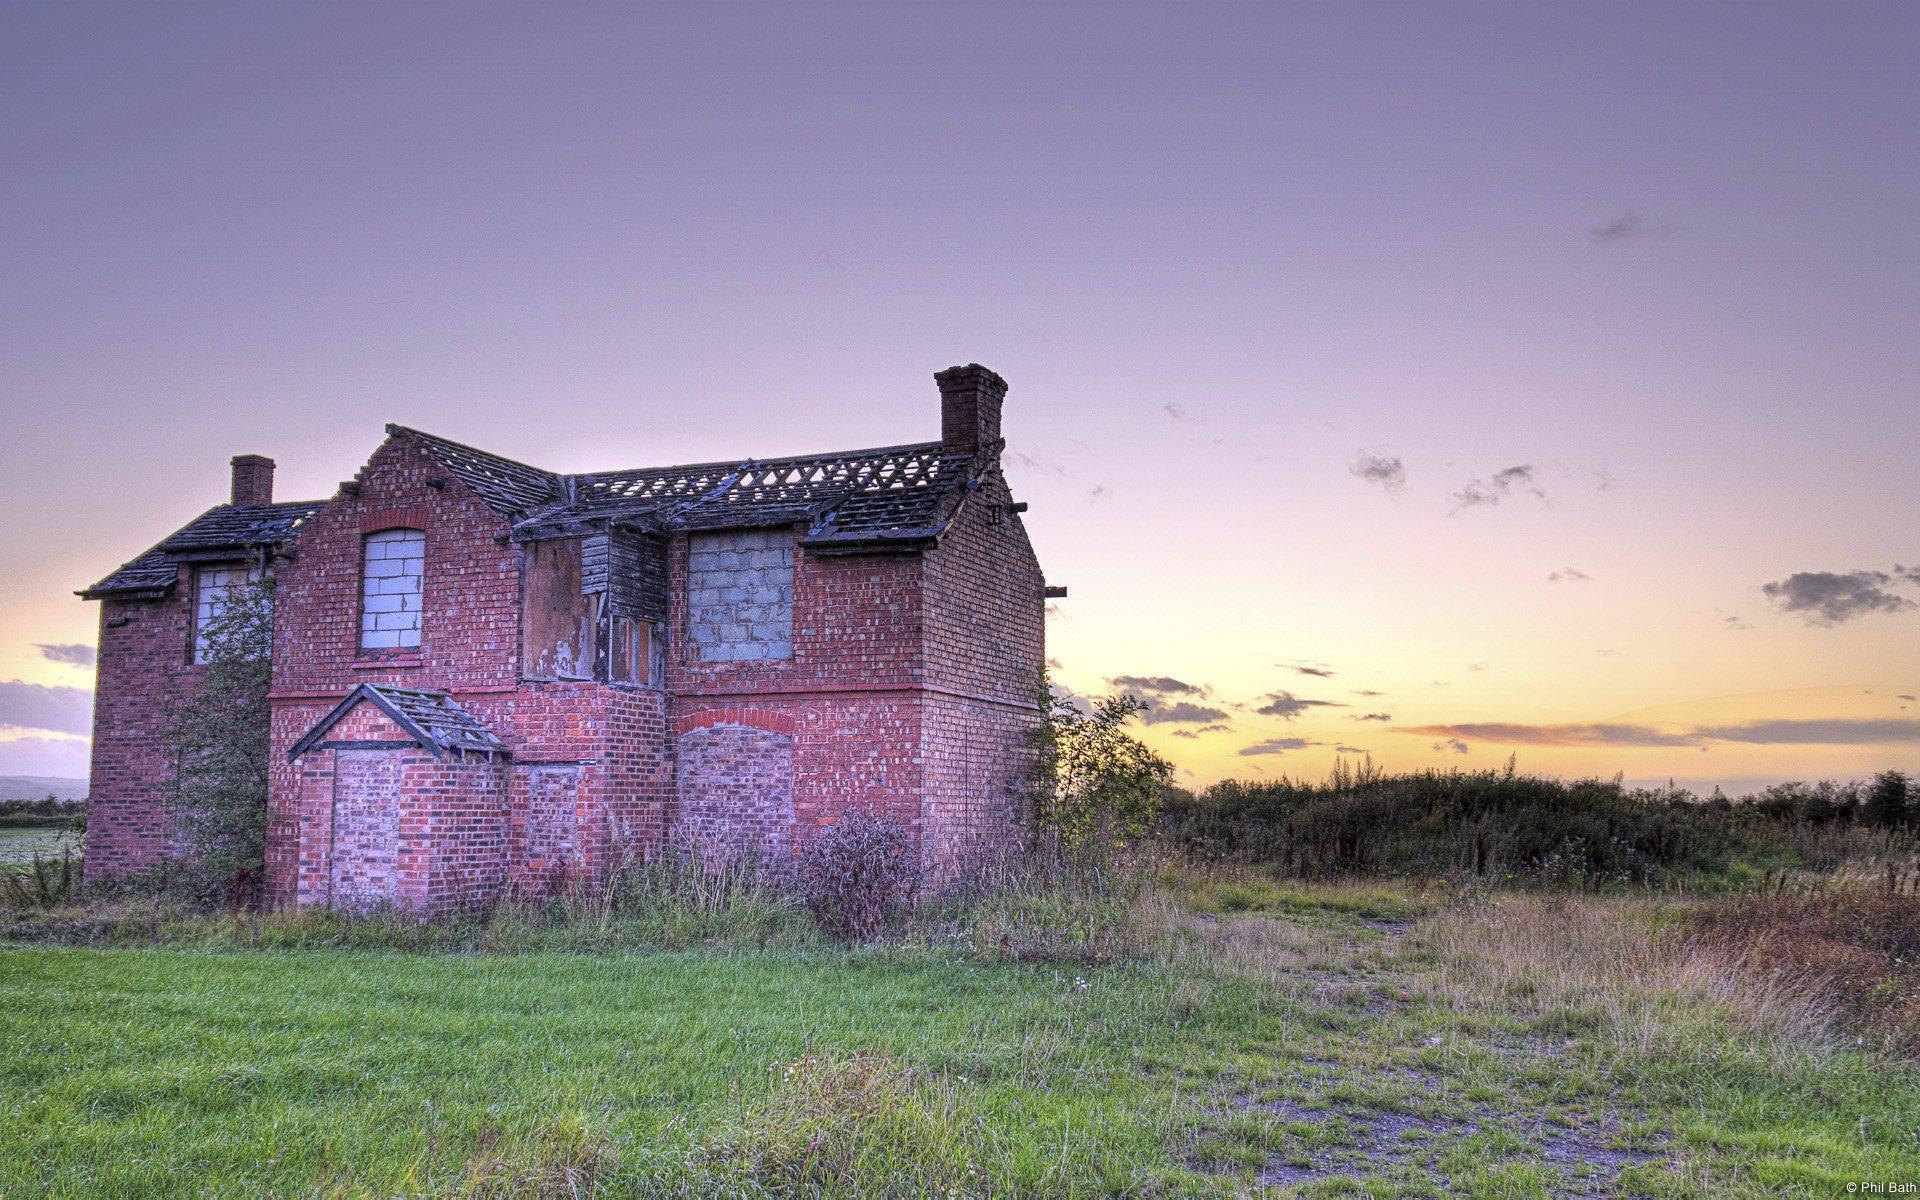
[265,434,523,906]
[674,714,795,867]
[82,571,200,881]
[919,468,1046,870]
[667,529,930,860]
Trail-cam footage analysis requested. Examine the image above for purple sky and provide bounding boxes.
[3,1,1917,788]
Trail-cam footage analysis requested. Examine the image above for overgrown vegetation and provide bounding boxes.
[1029,677,1173,849]
[163,576,274,908]
[0,796,85,830]
[1163,756,1914,888]
[1691,885,1920,1055]
[798,811,917,942]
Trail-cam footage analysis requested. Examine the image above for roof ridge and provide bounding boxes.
[572,438,952,481]
[385,424,559,480]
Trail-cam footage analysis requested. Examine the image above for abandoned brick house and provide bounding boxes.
[79,365,1049,915]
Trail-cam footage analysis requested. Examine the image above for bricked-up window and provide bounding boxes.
[360,529,425,651]
[687,529,794,662]
[191,563,257,664]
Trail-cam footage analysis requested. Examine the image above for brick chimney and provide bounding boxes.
[230,454,275,505]
[936,364,1008,454]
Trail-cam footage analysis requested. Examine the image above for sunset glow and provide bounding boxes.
[2,1,1916,794]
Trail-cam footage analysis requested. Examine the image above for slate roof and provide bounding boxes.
[287,684,508,759]
[390,424,984,547]
[84,425,992,600]
[387,426,560,520]
[81,501,326,599]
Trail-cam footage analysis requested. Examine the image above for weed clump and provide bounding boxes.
[798,812,917,942]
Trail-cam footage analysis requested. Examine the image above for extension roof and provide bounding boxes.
[287,684,508,759]
[80,501,326,599]
[386,425,988,553]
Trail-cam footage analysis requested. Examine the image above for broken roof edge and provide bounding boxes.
[287,683,509,761]
[79,501,327,600]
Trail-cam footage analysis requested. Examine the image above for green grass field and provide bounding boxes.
[4,883,1916,1197]
[0,826,79,867]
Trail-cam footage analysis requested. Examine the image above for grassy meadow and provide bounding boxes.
[4,769,1919,1196]
[4,873,1918,1196]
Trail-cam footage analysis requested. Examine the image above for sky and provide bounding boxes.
[1,0,1917,793]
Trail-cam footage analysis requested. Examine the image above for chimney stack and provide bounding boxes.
[935,364,1008,455]
[230,454,275,506]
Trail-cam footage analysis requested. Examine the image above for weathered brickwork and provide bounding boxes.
[919,468,1046,872]
[82,577,200,883]
[674,716,795,866]
[84,364,1049,915]
[686,529,795,662]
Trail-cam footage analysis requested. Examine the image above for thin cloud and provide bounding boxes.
[1451,465,1547,514]
[0,681,94,736]
[1255,691,1346,721]
[1008,451,1066,477]
[1693,719,1920,746]
[1762,569,1917,625]
[1195,722,1232,734]
[1548,568,1592,584]
[1434,738,1471,755]
[1140,700,1232,726]
[36,643,96,667]
[1589,211,1675,244]
[1349,452,1407,497]
[1240,737,1320,756]
[1352,689,1385,698]
[1334,744,1369,754]
[1109,675,1207,697]
[1401,718,1920,748]
[1170,729,1200,740]
[0,734,90,777]
[1161,403,1187,422]
[1350,712,1392,722]
[1724,616,1752,632]
[1403,722,1696,748]
[1085,485,1114,503]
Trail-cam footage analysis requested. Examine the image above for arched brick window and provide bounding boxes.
[360,529,425,650]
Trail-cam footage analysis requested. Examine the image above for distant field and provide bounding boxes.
[0,827,79,868]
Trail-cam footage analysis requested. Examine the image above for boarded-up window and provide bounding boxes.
[687,529,794,663]
[521,538,595,679]
[360,529,425,651]
[192,563,256,664]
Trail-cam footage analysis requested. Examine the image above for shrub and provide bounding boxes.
[1159,758,1911,888]
[1029,679,1173,849]
[165,576,273,908]
[798,812,916,942]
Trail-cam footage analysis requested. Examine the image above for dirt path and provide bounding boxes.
[1239,913,1669,1197]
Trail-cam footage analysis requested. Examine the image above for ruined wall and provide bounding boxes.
[287,699,509,917]
[673,715,795,867]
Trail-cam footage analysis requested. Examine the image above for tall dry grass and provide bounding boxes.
[1422,894,1844,1065]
